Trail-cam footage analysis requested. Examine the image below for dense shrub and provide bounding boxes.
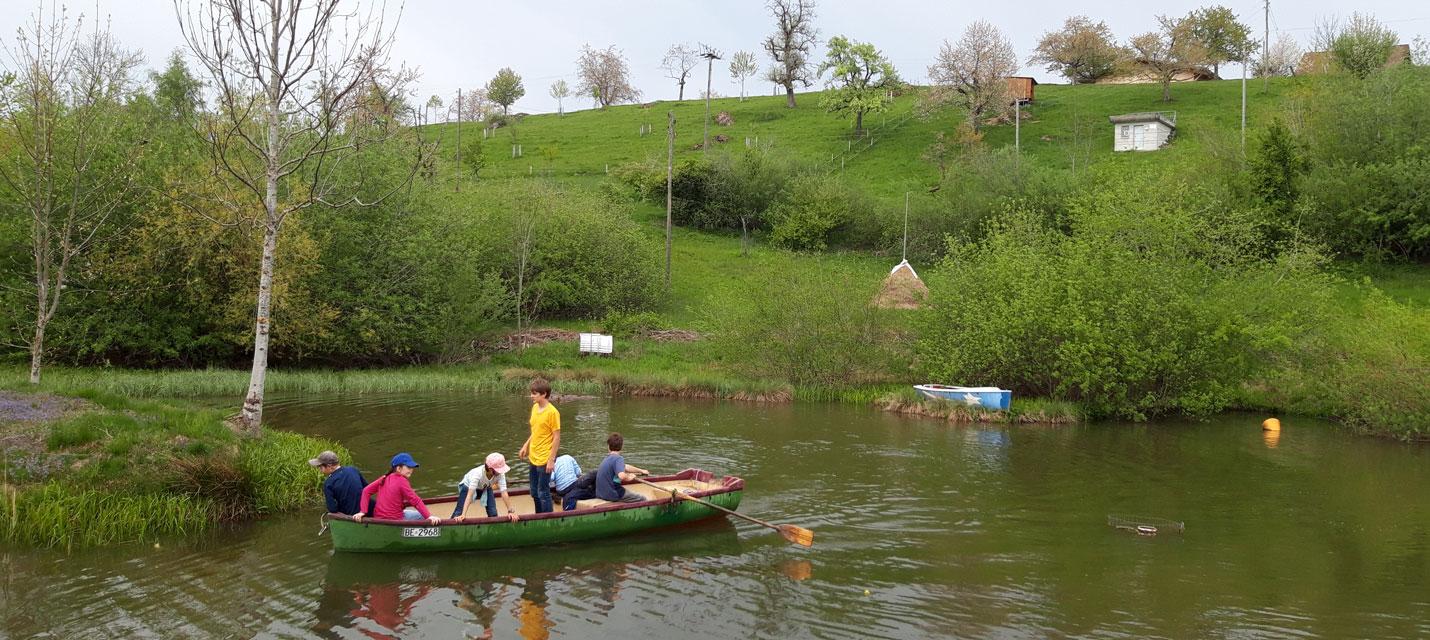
[1298,66,1430,259]
[767,175,872,250]
[1250,290,1430,440]
[918,169,1336,420]
[704,263,908,388]
[900,148,1073,261]
[459,181,666,320]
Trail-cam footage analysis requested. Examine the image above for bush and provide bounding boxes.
[458,181,666,320]
[705,263,908,388]
[918,169,1336,420]
[1250,289,1430,440]
[767,175,871,251]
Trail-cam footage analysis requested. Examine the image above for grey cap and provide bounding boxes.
[308,451,340,467]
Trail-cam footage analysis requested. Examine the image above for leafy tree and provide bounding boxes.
[1248,119,1308,223]
[460,133,485,177]
[660,44,698,100]
[1187,5,1253,78]
[448,88,493,122]
[762,0,819,108]
[548,79,569,116]
[927,21,1018,131]
[151,51,203,121]
[178,0,417,433]
[486,67,524,115]
[424,94,443,124]
[728,50,758,100]
[1330,13,1397,79]
[1029,16,1122,84]
[817,36,900,134]
[1129,15,1208,101]
[575,44,641,109]
[0,7,144,384]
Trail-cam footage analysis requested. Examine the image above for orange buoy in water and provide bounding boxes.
[1262,417,1281,431]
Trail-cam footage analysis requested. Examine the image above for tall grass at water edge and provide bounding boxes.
[0,387,348,548]
[0,483,211,551]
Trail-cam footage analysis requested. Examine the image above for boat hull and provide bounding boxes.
[327,469,743,553]
[913,384,1012,410]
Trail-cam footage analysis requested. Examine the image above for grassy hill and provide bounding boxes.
[432,77,1300,202]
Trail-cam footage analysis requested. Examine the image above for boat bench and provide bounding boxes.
[574,498,614,509]
[578,333,614,356]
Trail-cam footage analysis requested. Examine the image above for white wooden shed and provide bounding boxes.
[1109,112,1176,152]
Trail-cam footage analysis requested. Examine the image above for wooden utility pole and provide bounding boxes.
[455,88,462,192]
[1241,58,1247,152]
[700,47,722,153]
[665,111,675,289]
[1263,0,1270,92]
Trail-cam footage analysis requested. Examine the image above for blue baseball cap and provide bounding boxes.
[390,452,420,468]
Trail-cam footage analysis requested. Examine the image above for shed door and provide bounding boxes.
[1132,124,1147,150]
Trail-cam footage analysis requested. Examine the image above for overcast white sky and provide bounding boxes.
[4,1,1427,114]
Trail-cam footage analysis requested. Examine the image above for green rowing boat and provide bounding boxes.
[325,468,744,552]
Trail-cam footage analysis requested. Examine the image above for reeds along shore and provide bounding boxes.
[0,388,345,549]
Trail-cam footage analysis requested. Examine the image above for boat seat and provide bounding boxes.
[574,498,614,509]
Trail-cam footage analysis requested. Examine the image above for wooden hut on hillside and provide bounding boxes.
[1005,76,1038,104]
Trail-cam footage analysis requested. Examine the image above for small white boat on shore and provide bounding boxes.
[913,384,1012,410]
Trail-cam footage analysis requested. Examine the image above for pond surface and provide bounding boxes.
[3,392,1428,639]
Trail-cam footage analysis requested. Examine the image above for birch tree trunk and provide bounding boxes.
[240,224,278,431]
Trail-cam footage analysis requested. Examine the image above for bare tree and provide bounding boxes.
[927,21,1018,131]
[1129,15,1208,101]
[575,44,640,109]
[728,50,758,100]
[176,0,415,434]
[762,0,818,108]
[0,6,143,385]
[448,87,493,122]
[1255,33,1302,77]
[549,79,569,116]
[661,43,699,100]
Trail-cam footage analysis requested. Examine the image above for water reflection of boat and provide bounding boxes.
[913,384,1012,410]
[327,469,742,552]
[314,520,742,638]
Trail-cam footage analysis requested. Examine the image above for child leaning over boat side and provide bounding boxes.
[353,452,442,525]
[454,452,521,522]
[517,378,561,514]
[596,432,650,503]
[549,454,586,511]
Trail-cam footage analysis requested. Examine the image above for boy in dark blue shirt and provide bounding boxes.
[309,450,367,515]
[595,432,649,502]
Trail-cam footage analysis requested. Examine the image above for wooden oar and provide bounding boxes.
[633,477,813,547]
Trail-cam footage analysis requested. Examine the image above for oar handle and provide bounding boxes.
[631,477,782,532]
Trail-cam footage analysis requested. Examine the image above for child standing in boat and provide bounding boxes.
[352,452,442,524]
[518,378,561,513]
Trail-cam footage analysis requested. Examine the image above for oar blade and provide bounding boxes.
[779,524,814,547]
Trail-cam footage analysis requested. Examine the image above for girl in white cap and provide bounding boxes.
[454,452,521,522]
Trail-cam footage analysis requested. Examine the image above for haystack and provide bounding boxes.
[873,259,928,309]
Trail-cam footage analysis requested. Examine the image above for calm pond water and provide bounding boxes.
[3,392,1427,639]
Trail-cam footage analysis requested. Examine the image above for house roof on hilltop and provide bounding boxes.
[1108,112,1177,128]
[1299,44,1412,74]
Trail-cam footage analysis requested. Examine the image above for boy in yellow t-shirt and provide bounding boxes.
[518,378,561,513]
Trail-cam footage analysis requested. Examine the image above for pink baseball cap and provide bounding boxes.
[485,452,511,474]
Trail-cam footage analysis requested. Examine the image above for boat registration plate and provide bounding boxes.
[401,527,441,538]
